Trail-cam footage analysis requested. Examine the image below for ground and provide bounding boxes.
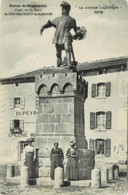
[0,176,127,195]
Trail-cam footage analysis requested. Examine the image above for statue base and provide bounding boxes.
[34,70,95,180]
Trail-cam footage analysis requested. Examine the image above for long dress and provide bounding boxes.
[23,145,36,178]
[50,148,64,179]
[65,148,78,180]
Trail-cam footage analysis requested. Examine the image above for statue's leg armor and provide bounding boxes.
[64,39,72,66]
[66,52,71,66]
[55,44,62,67]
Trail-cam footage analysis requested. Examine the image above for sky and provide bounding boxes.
[0,0,128,77]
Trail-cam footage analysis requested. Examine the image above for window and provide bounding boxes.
[14,120,20,128]
[89,139,111,157]
[97,83,105,97]
[91,82,111,98]
[96,112,105,129]
[90,111,112,130]
[96,139,105,155]
[14,98,20,108]
[10,120,24,133]
[10,97,25,110]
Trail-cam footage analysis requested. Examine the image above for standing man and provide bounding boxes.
[40,1,78,67]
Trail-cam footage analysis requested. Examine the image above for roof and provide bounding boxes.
[78,56,128,72]
[0,56,128,83]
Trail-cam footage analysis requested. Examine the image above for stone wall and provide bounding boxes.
[34,71,95,179]
[84,71,128,163]
[0,82,37,163]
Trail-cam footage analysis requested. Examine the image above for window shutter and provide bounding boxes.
[95,113,98,129]
[90,112,95,129]
[106,82,111,97]
[105,139,111,157]
[36,97,39,109]
[86,84,88,98]
[10,98,14,110]
[89,139,94,150]
[94,140,97,155]
[91,84,96,98]
[10,120,14,129]
[106,111,112,129]
[20,120,24,131]
[21,97,25,109]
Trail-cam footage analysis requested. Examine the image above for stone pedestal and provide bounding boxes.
[113,164,119,179]
[54,167,64,188]
[34,70,94,180]
[108,167,113,181]
[6,165,14,178]
[20,166,29,187]
[78,149,95,179]
[101,168,108,185]
[91,168,101,188]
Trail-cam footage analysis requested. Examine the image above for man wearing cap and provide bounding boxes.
[40,1,78,67]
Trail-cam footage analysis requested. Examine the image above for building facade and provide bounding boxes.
[0,57,127,167]
[84,71,127,166]
[0,79,38,162]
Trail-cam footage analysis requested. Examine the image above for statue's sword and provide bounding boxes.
[70,43,77,66]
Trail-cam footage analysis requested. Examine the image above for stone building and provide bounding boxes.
[0,76,38,163]
[0,57,127,169]
[78,58,128,167]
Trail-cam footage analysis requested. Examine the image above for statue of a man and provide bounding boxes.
[40,1,84,68]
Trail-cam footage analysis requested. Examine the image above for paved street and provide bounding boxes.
[0,176,127,195]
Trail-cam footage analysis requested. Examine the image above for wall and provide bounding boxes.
[0,69,127,165]
[0,81,37,163]
[84,71,128,163]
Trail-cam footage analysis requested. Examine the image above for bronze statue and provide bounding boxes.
[40,1,86,68]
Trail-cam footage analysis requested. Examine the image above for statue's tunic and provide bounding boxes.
[51,15,77,45]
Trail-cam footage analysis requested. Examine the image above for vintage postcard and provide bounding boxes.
[0,0,128,194]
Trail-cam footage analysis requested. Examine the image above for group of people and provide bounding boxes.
[23,139,78,181]
[50,140,78,180]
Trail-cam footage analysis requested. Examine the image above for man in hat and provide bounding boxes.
[40,1,79,67]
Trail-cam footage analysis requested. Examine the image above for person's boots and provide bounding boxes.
[66,52,72,67]
[57,58,61,67]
